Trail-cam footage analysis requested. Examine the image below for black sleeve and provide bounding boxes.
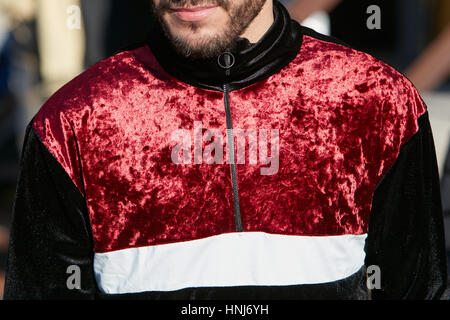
[365,111,448,299]
[4,123,97,299]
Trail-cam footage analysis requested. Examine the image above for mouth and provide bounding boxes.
[170,5,219,22]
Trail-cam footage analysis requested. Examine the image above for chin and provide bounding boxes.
[167,23,228,52]
[179,28,220,43]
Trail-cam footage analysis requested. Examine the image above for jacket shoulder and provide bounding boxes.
[296,26,426,119]
[32,45,163,131]
[29,46,161,189]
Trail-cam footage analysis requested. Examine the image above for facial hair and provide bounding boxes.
[152,0,266,58]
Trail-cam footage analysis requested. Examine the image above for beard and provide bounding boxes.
[152,0,266,58]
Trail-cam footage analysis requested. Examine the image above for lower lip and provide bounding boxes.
[172,6,218,22]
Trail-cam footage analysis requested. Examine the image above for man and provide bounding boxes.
[4,0,448,299]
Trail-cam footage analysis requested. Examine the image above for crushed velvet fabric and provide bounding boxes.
[4,125,97,299]
[33,32,425,253]
[366,111,448,299]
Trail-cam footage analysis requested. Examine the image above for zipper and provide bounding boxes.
[218,51,242,232]
[223,83,243,232]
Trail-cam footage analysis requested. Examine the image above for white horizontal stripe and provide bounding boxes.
[94,232,367,294]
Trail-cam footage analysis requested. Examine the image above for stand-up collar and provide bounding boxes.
[147,1,303,92]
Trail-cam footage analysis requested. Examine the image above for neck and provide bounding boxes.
[147,1,302,91]
[241,0,275,43]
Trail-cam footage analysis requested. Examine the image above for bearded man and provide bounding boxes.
[4,0,448,299]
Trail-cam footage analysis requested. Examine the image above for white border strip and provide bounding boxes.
[94,232,367,294]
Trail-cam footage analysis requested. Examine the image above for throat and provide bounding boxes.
[240,0,275,43]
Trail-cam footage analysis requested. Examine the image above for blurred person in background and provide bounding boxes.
[0,0,38,299]
[281,0,335,36]
[36,0,85,100]
[81,0,153,69]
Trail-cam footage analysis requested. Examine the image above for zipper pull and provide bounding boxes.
[217,52,235,77]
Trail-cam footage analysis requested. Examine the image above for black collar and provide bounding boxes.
[147,1,302,92]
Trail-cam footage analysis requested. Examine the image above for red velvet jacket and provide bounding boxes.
[5,1,448,299]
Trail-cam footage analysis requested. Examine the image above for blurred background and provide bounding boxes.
[0,0,449,299]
